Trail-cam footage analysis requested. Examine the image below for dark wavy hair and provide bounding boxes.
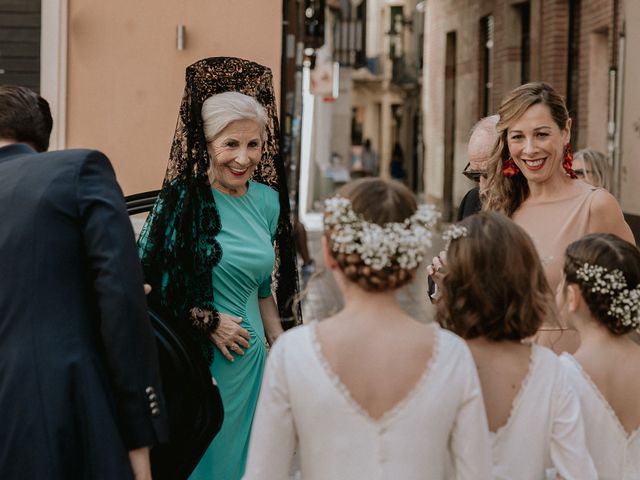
[437,212,555,340]
[563,233,640,335]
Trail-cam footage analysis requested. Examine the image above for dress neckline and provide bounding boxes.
[309,322,441,429]
[561,353,640,441]
[490,344,538,437]
[211,180,252,198]
[519,184,598,207]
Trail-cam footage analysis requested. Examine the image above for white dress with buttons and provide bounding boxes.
[560,354,640,480]
[490,345,597,480]
[242,323,493,480]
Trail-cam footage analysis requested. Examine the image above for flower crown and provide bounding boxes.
[324,196,439,271]
[575,262,640,330]
[442,224,468,250]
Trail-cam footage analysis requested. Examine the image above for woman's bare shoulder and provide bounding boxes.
[588,188,635,244]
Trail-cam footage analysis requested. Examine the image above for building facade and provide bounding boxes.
[422,0,637,221]
[298,0,426,227]
[1,0,282,195]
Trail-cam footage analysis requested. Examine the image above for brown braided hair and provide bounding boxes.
[324,178,420,292]
[563,233,640,335]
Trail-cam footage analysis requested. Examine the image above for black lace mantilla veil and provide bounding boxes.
[138,57,301,364]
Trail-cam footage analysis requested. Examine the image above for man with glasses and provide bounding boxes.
[428,115,500,302]
[457,115,499,220]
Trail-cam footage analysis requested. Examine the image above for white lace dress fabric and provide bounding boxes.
[242,323,493,480]
[560,354,640,479]
[490,345,597,480]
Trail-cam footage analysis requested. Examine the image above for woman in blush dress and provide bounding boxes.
[557,233,640,479]
[437,212,597,480]
[243,178,493,480]
[481,82,634,352]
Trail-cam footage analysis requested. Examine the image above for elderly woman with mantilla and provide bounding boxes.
[138,57,300,480]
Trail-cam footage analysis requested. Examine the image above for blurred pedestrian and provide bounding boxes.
[244,178,493,480]
[438,212,597,480]
[0,85,167,479]
[389,142,406,180]
[457,115,499,220]
[138,57,299,480]
[558,233,640,478]
[361,138,379,176]
[573,148,611,190]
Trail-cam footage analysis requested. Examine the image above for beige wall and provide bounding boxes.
[621,0,640,215]
[66,0,282,195]
[422,0,481,208]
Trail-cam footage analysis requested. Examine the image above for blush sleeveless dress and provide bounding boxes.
[512,185,599,352]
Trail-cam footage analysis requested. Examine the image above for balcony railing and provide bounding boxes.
[332,0,367,68]
[391,57,420,87]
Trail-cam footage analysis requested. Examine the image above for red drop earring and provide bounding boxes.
[563,143,578,179]
[502,158,520,177]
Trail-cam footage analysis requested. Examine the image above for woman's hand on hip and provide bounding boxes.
[211,313,250,362]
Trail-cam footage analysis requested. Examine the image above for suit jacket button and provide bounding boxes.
[149,393,157,401]
[145,386,154,395]
[151,408,160,417]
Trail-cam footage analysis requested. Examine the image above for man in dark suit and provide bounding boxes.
[0,85,167,479]
[457,115,499,220]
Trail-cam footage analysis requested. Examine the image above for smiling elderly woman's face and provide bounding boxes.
[207,119,263,196]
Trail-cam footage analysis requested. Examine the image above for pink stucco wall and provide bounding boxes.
[66,0,282,194]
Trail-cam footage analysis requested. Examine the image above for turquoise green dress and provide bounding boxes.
[190,181,280,480]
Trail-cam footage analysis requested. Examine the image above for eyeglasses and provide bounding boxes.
[462,162,488,183]
[573,168,591,178]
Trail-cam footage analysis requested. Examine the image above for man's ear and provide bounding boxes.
[321,235,338,270]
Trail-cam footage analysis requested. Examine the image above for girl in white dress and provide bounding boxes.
[436,212,597,480]
[243,178,493,480]
[557,233,640,479]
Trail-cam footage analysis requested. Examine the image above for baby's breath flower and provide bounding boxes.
[323,196,439,271]
[576,263,640,330]
[442,224,468,250]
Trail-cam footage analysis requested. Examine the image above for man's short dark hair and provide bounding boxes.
[0,85,53,152]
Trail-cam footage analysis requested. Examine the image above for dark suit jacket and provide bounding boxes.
[0,144,168,479]
[457,186,482,220]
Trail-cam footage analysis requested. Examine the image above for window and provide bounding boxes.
[566,0,581,147]
[516,2,531,84]
[0,0,41,91]
[479,15,494,117]
[333,0,367,67]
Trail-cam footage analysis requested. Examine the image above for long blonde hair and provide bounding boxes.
[483,82,571,216]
